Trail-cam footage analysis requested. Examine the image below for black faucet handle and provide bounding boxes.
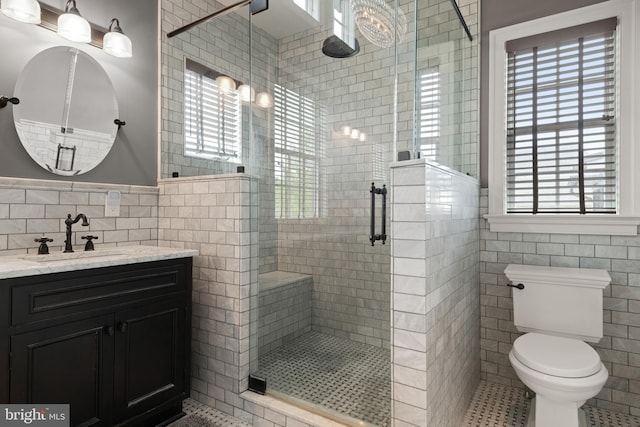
[34,236,53,255]
[81,235,99,251]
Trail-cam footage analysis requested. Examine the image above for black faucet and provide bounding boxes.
[64,213,89,253]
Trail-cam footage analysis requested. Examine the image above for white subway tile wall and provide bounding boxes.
[158,175,259,421]
[258,272,312,356]
[480,189,640,417]
[0,177,158,255]
[391,161,480,427]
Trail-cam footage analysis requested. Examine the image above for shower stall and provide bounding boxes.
[161,0,479,425]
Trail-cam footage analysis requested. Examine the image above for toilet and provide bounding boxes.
[504,264,611,427]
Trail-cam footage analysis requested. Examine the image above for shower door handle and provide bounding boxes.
[370,183,387,246]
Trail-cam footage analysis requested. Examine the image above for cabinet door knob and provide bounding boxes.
[104,325,114,336]
[118,322,128,333]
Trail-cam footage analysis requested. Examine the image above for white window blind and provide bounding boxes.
[418,67,440,161]
[184,59,241,162]
[274,84,320,219]
[506,19,617,214]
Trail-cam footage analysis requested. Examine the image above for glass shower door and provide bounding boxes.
[248,1,398,425]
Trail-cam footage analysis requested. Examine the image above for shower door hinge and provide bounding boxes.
[248,374,267,395]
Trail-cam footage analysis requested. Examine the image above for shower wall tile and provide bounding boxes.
[391,160,480,427]
[0,177,159,255]
[480,188,640,417]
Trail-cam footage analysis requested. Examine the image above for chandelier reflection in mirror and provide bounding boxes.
[351,0,406,48]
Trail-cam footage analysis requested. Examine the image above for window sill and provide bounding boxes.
[484,215,640,236]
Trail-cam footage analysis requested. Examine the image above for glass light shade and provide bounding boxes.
[58,11,91,43]
[359,132,367,141]
[352,0,407,48]
[256,92,273,108]
[342,125,352,136]
[103,31,132,58]
[216,75,236,93]
[1,0,41,24]
[351,129,360,139]
[238,84,255,102]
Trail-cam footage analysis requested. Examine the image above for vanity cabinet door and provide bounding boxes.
[10,315,114,427]
[113,297,187,423]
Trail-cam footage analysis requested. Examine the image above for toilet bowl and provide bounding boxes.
[509,333,608,427]
[503,264,611,427]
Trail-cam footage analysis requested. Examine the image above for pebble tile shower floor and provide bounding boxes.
[256,331,391,426]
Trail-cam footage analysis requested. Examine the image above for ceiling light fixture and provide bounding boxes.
[103,18,132,58]
[1,0,41,24]
[57,0,91,43]
[351,0,406,48]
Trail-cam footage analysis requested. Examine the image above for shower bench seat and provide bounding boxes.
[258,271,312,355]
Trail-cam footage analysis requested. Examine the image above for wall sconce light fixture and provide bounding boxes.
[57,0,91,43]
[1,0,133,58]
[255,92,273,109]
[216,75,237,94]
[1,0,40,24]
[238,84,255,103]
[103,18,132,58]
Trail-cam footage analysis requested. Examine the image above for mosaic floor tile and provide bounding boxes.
[463,381,640,427]
[167,398,251,427]
[255,331,391,427]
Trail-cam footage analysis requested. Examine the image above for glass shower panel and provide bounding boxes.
[411,0,479,177]
[162,5,253,178]
[249,1,398,425]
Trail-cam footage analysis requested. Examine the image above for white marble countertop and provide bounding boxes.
[0,245,198,280]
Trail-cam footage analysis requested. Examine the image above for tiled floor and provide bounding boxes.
[171,372,640,427]
[255,331,391,426]
[168,399,251,427]
[463,380,640,427]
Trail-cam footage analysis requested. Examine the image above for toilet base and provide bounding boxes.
[525,398,588,427]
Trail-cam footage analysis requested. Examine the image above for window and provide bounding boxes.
[294,0,319,20]
[333,0,356,50]
[506,20,616,215]
[184,59,241,162]
[487,0,640,235]
[274,84,322,219]
[418,67,440,161]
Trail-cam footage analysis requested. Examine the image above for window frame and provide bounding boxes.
[486,0,640,235]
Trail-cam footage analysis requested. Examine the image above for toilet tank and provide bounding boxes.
[504,264,611,343]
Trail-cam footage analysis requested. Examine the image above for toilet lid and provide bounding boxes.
[512,333,602,378]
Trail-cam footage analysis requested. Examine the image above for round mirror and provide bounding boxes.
[13,47,118,175]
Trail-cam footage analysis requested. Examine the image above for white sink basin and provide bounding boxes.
[20,249,128,263]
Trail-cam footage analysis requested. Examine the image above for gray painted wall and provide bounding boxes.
[0,0,157,186]
[479,0,607,187]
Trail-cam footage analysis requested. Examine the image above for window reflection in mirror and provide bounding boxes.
[13,47,118,176]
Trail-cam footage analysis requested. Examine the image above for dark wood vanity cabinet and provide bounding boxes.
[0,257,192,427]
